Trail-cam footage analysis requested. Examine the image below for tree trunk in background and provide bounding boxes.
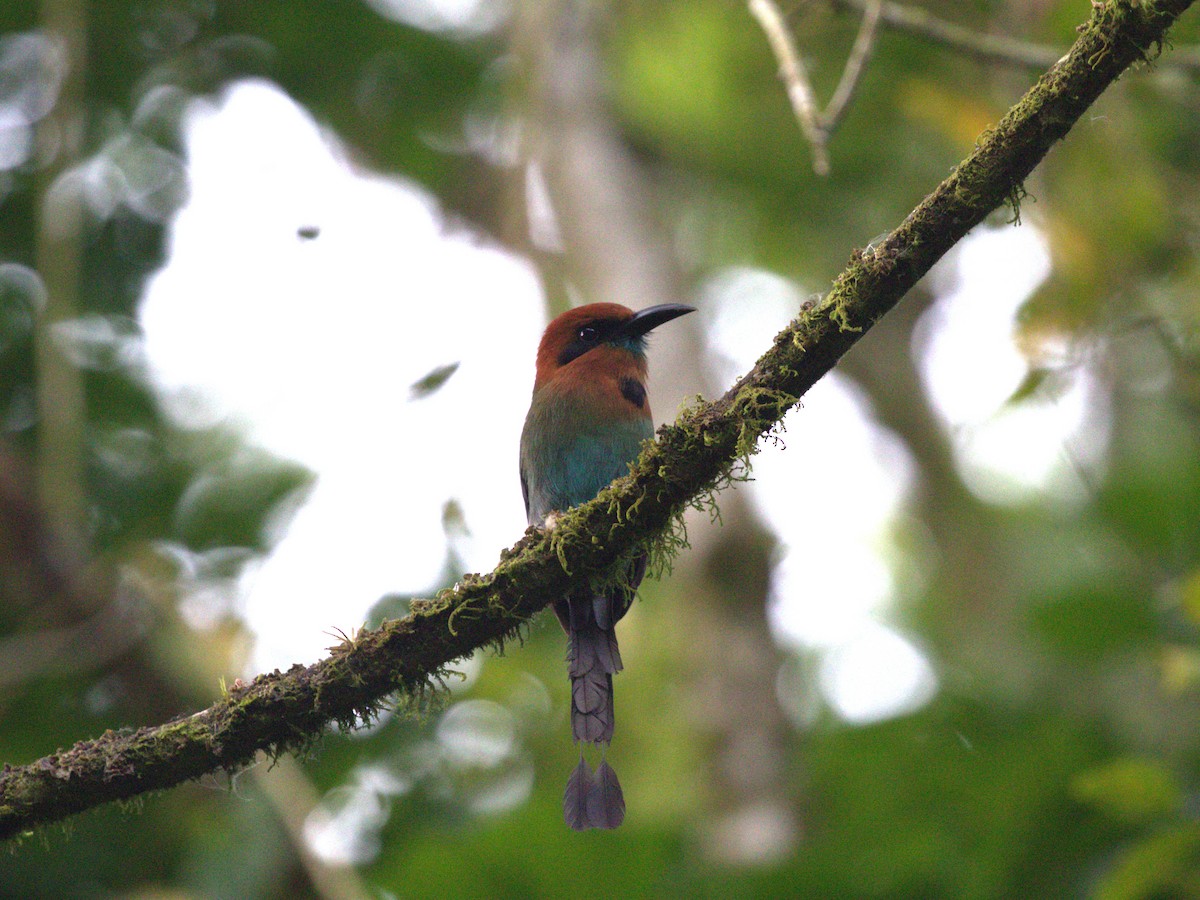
[35,0,88,547]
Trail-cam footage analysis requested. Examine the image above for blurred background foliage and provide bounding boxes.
[2,0,1200,897]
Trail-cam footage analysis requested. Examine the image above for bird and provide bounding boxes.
[519,301,695,830]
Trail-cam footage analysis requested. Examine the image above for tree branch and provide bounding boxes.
[1,0,1193,842]
[833,0,1200,74]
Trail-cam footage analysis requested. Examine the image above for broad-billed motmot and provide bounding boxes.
[520,302,694,830]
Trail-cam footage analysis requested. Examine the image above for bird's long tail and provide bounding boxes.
[558,592,626,830]
[567,600,622,744]
[564,755,625,831]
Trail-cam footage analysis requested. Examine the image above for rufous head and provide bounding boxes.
[533,302,694,390]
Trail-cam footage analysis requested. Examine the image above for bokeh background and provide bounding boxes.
[3,1,1200,897]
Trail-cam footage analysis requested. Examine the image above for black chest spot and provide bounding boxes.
[619,376,646,410]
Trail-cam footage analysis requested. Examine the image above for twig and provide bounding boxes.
[750,0,884,175]
[749,0,830,174]
[760,0,1200,174]
[823,0,884,136]
[0,0,1194,843]
[832,0,1063,69]
[833,0,1200,74]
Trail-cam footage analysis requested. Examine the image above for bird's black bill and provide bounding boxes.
[618,303,695,339]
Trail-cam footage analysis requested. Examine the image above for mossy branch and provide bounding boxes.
[1,0,1192,842]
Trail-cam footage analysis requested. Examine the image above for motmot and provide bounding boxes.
[520,301,694,830]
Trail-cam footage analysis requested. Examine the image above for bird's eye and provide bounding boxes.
[578,326,599,343]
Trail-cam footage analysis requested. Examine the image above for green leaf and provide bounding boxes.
[409,362,460,400]
[1180,568,1200,627]
[1094,824,1200,900]
[1070,757,1182,826]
